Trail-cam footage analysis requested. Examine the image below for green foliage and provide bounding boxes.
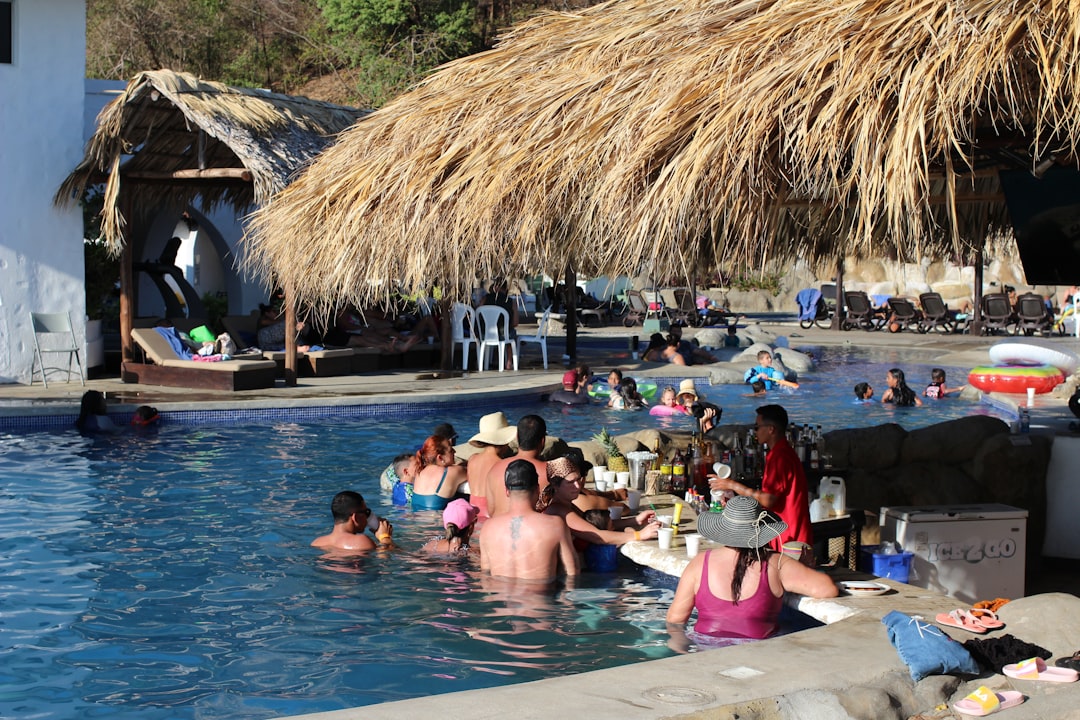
[201,292,229,333]
[728,271,784,296]
[80,186,120,322]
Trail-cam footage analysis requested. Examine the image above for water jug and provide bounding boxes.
[625,451,658,493]
[817,476,846,517]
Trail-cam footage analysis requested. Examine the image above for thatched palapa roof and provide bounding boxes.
[58,69,367,252]
[246,0,1080,312]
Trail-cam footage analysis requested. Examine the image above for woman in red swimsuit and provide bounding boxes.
[666,497,837,652]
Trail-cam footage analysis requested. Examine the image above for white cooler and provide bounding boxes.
[879,503,1027,604]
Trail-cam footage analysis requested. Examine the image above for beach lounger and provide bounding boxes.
[125,327,277,391]
[918,292,960,334]
[842,291,885,331]
[980,293,1016,335]
[221,314,355,377]
[885,297,924,333]
[1014,293,1054,336]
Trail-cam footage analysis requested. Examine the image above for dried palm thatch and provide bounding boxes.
[57,69,367,253]
[246,0,1080,313]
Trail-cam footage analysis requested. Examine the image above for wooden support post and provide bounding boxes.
[831,256,846,330]
[970,248,985,336]
[440,298,453,373]
[119,192,134,362]
[284,286,297,386]
[565,265,577,363]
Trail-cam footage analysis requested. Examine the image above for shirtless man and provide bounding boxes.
[485,414,548,517]
[311,491,394,552]
[480,460,578,582]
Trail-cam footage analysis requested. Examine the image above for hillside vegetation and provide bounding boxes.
[87,0,601,108]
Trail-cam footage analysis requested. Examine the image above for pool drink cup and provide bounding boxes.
[366,512,382,533]
[616,471,631,486]
[684,533,701,558]
[657,514,673,528]
[712,462,732,479]
[657,527,674,550]
[609,506,624,521]
[592,464,607,480]
[603,470,617,485]
[626,489,641,511]
[595,478,609,492]
[1027,387,1036,407]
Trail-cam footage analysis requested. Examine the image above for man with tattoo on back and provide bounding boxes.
[480,460,579,582]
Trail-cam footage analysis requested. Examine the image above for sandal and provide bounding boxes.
[1056,651,1080,673]
[953,685,1024,716]
[969,608,1005,630]
[936,609,988,634]
[1003,656,1079,682]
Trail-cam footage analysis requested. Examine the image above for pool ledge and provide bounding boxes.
[282,592,1080,720]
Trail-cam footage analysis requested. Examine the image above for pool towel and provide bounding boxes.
[154,326,193,360]
[882,610,980,681]
[795,289,822,321]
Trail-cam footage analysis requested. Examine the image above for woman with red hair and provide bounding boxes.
[412,435,469,510]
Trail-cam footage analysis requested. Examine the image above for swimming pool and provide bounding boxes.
[0,347,1011,719]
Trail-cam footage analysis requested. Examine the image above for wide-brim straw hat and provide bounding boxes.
[469,411,517,446]
[677,378,698,401]
[696,496,787,549]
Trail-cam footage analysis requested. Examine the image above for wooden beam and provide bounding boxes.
[122,168,252,181]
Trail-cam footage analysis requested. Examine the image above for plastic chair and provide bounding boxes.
[517,308,551,369]
[30,312,85,388]
[450,303,479,371]
[476,305,519,372]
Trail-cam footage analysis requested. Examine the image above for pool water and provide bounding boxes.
[0,347,1010,719]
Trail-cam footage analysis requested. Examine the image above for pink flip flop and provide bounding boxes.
[953,685,1024,716]
[936,609,987,634]
[1003,657,1079,682]
[969,608,1005,630]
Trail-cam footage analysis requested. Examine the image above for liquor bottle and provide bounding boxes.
[671,447,687,494]
[795,427,807,464]
[809,426,821,471]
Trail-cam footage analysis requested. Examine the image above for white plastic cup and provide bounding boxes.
[657,514,673,528]
[603,471,617,485]
[595,479,609,492]
[427,336,434,345]
[626,490,641,511]
[1027,387,1036,407]
[712,463,732,479]
[592,465,607,479]
[684,533,701,558]
[609,506,624,521]
[366,513,382,533]
[657,527,674,550]
[616,471,631,485]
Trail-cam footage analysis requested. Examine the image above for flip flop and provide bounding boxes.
[952,685,1024,716]
[1003,657,1079,682]
[969,608,1005,630]
[1056,651,1080,672]
[936,609,988,634]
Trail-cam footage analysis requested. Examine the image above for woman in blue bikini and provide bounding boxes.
[412,435,470,510]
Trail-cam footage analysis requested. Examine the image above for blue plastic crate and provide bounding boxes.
[858,545,914,583]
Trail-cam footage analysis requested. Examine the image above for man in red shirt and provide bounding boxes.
[708,404,812,553]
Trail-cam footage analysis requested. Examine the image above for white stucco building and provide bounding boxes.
[0,0,87,384]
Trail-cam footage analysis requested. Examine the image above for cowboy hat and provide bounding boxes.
[696,496,787,549]
[469,411,517,446]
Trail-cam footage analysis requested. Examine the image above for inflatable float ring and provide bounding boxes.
[967,364,1064,394]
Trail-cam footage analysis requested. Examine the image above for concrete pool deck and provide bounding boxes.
[4,322,1080,719]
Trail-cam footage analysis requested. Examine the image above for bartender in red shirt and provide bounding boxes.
[708,404,812,554]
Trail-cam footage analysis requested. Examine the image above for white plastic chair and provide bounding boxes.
[30,312,85,388]
[476,305,519,372]
[451,302,480,371]
[517,307,551,369]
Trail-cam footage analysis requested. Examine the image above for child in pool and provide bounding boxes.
[610,377,646,409]
[582,509,620,571]
[743,350,799,390]
[923,368,963,398]
[650,386,690,416]
[882,368,922,407]
[854,382,874,401]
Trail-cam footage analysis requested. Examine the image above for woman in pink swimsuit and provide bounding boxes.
[666,497,837,652]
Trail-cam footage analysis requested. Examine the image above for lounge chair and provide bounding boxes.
[842,291,885,331]
[1014,293,1053,336]
[796,288,831,329]
[980,293,1016,336]
[622,290,650,327]
[221,314,355,377]
[126,327,277,391]
[918,292,960,334]
[670,288,702,327]
[885,297,924,333]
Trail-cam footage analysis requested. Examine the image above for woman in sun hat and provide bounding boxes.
[465,412,518,518]
[666,496,837,650]
[421,499,480,558]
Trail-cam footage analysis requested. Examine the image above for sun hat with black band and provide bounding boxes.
[696,496,787,549]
